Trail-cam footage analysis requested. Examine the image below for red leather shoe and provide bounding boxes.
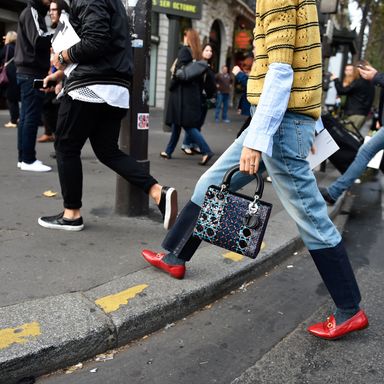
[307,310,369,340]
[142,250,185,279]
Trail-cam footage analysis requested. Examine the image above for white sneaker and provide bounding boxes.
[20,160,51,172]
[18,160,42,169]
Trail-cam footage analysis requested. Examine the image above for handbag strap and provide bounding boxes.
[221,165,264,198]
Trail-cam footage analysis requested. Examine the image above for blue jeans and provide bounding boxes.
[192,112,341,250]
[327,127,384,201]
[215,92,229,121]
[165,124,213,156]
[17,74,45,163]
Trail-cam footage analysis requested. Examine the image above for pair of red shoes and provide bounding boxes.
[141,250,369,340]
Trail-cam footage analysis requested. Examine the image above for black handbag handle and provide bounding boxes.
[221,165,264,198]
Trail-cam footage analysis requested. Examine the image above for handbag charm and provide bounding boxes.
[193,165,272,259]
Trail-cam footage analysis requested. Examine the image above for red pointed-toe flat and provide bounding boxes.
[142,250,185,279]
[307,310,369,340]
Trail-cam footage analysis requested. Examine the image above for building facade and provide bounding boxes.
[150,0,255,108]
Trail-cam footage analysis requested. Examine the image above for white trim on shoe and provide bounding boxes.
[163,187,178,230]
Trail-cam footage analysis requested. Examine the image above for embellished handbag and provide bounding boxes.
[193,165,272,259]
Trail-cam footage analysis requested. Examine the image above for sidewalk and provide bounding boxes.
[0,108,348,383]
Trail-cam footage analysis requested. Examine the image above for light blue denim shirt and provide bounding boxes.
[243,62,323,156]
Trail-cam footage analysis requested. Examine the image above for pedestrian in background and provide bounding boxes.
[14,0,52,172]
[232,55,252,138]
[1,31,19,128]
[37,0,70,144]
[142,0,368,341]
[181,43,217,155]
[320,65,384,205]
[215,65,232,123]
[161,29,214,166]
[37,0,178,231]
[331,62,375,131]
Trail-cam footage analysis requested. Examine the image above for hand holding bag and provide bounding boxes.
[175,60,208,82]
[193,165,272,259]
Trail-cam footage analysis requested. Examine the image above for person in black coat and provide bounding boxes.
[161,29,214,166]
[1,31,19,128]
[331,63,375,131]
[180,43,217,155]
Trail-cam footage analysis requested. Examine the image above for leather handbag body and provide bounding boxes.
[175,60,208,82]
[0,46,10,87]
[193,165,272,259]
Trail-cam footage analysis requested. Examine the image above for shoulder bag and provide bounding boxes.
[175,60,208,82]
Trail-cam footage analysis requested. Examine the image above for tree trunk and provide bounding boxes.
[357,0,372,59]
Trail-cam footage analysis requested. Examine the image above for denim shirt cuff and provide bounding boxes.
[243,131,273,157]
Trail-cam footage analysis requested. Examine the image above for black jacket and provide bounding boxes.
[166,46,211,129]
[334,77,375,116]
[14,0,51,77]
[373,72,384,126]
[65,0,133,92]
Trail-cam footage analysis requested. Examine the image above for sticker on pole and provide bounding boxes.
[137,113,149,130]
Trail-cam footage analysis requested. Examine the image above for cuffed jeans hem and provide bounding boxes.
[143,179,158,194]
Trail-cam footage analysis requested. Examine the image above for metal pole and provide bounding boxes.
[162,15,180,131]
[115,0,151,216]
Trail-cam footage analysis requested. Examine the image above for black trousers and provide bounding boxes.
[55,96,157,209]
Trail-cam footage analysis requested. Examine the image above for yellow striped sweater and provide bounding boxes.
[247,0,322,119]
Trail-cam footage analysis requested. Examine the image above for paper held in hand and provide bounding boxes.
[364,135,384,169]
[51,11,80,76]
[306,128,339,169]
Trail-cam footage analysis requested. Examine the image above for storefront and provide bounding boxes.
[150,0,255,108]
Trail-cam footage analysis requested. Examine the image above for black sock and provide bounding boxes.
[163,253,186,266]
[334,307,360,324]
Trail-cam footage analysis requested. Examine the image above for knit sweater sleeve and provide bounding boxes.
[259,0,297,65]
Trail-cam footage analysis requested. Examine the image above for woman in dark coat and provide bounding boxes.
[1,31,20,128]
[161,29,214,166]
[181,43,217,155]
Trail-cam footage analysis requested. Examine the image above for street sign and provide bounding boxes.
[152,0,202,19]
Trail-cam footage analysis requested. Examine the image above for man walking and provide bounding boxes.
[38,0,177,231]
[14,0,52,172]
[215,65,232,123]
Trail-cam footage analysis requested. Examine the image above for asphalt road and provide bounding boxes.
[36,174,384,383]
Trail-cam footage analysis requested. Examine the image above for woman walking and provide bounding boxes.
[143,1,368,341]
[1,31,19,128]
[161,29,214,166]
[181,43,217,155]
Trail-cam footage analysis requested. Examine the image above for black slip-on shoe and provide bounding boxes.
[38,212,84,231]
[157,186,178,230]
[319,187,336,205]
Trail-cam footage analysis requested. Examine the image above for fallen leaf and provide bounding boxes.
[65,363,83,374]
[95,353,115,362]
[43,190,57,197]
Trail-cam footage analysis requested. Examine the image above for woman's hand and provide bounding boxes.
[240,147,262,175]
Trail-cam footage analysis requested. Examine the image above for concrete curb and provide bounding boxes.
[0,195,349,384]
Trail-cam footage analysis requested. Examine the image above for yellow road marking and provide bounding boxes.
[223,252,244,261]
[223,242,266,261]
[0,322,41,350]
[95,284,149,313]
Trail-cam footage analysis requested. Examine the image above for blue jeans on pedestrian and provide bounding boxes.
[17,74,45,163]
[327,127,384,201]
[192,112,341,249]
[165,124,213,156]
[163,111,361,309]
[215,92,229,121]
